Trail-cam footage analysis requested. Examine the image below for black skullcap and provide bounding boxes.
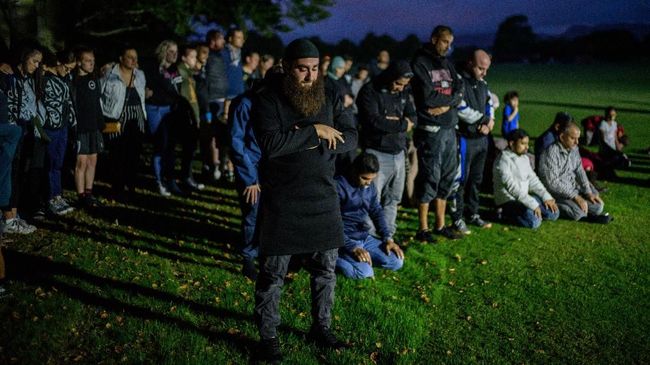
[391,60,414,79]
[284,38,319,61]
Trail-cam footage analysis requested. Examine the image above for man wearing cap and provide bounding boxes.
[410,25,465,242]
[252,38,357,362]
[356,60,416,239]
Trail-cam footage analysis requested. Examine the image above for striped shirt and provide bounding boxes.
[538,141,593,200]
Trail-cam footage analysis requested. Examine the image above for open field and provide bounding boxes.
[1,64,649,364]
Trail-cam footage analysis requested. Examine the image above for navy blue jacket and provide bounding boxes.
[336,174,391,253]
[229,93,261,187]
[222,46,244,99]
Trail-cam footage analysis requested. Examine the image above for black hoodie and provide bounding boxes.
[356,66,417,154]
[410,44,463,129]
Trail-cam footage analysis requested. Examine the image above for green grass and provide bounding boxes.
[2,64,650,364]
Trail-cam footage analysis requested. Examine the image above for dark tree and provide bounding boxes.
[493,14,537,62]
[0,0,335,50]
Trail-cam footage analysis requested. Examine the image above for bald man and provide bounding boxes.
[538,122,611,223]
[452,49,495,234]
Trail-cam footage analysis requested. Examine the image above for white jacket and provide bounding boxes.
[493,149,553,210]
[100,65,147,120]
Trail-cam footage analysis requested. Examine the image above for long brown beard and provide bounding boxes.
[282,74,326,118]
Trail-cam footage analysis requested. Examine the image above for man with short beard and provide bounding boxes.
[252,38,357,363]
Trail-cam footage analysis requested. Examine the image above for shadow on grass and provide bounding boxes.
[525,100,650,115]
[35,217,243,271]
[3,250,307,364]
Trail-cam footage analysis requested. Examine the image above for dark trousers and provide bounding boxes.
[44,128,67,199]
[236,179,259,261]
[0,124,21,207]
[254,248,338,340]
[106,120,143,193]
[455,136,488,218]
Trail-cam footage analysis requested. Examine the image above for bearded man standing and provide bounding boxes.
[252,39,357,363]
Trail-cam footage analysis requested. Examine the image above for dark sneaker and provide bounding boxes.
[242,259,258,281]
[582,213,613,224]
[259,337,283,364]
[307,326,350,350]
[434,226,463,240]
[85,194,104,208]
[415,229,437,244]
[183,177,205,192]
[468,214,492,228]
[166,180,187,196]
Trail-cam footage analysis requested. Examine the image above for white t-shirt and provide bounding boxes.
[599,120,617,150]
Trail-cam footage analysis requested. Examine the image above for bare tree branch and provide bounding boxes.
[87,24,148,37]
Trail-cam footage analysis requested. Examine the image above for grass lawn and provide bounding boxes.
[2,64,649,364]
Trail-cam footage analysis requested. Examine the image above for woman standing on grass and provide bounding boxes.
[1,44,42,235]
[100,45,147,200]
[72,46,104,208]
[37,49,77,216]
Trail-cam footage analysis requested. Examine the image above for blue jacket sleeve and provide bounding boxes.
[229,97,259,186]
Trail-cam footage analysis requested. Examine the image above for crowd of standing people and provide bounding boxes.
[0,24,633,361]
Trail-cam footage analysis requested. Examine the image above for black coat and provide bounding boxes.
[252,78,358,256]
[356,78,416,154]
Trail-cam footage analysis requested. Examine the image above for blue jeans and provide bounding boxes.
[336,235,403,279]
[44,128,68,199]
[145,105,173,184]
[0,124,21,207]
[500,195,560,229]
[366,149,405,238]
[236,179,259,261]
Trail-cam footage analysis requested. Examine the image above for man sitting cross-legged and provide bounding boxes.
[335,153,405,279]
[493,129,559,229]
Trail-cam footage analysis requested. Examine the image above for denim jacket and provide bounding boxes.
[100,64,147,120]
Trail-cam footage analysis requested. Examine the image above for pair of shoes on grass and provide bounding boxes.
[258,326,349,363]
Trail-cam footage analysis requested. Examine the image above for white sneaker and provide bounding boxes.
[213,168,222,181]
[453,219,472,235]
[57,197,74,215]
[158,183,171,197]
[3,218,36,234]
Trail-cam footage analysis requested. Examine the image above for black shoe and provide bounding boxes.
[259,337,283,364]
[307,326,350,350]
[582,213,613,224]
[242,259,258,281]
[183,177,205,192]
[415,229,437,244]
[434,226,463,240]
[83,193,103,208]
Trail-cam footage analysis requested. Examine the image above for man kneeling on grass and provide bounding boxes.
[336,153,404,279]
[538,122,612,224]
[493,129,559,228]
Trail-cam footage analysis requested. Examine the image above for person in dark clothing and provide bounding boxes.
[356,60,416,239]
[202,29,232,182]
[335,152,404,279]
[452,49,495,233]
[2,44,41,234]
[38,50,78,216]
[144,40,186,196]
[252,39,357,363]
[72,47,104,208]
[410,25,465,242]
